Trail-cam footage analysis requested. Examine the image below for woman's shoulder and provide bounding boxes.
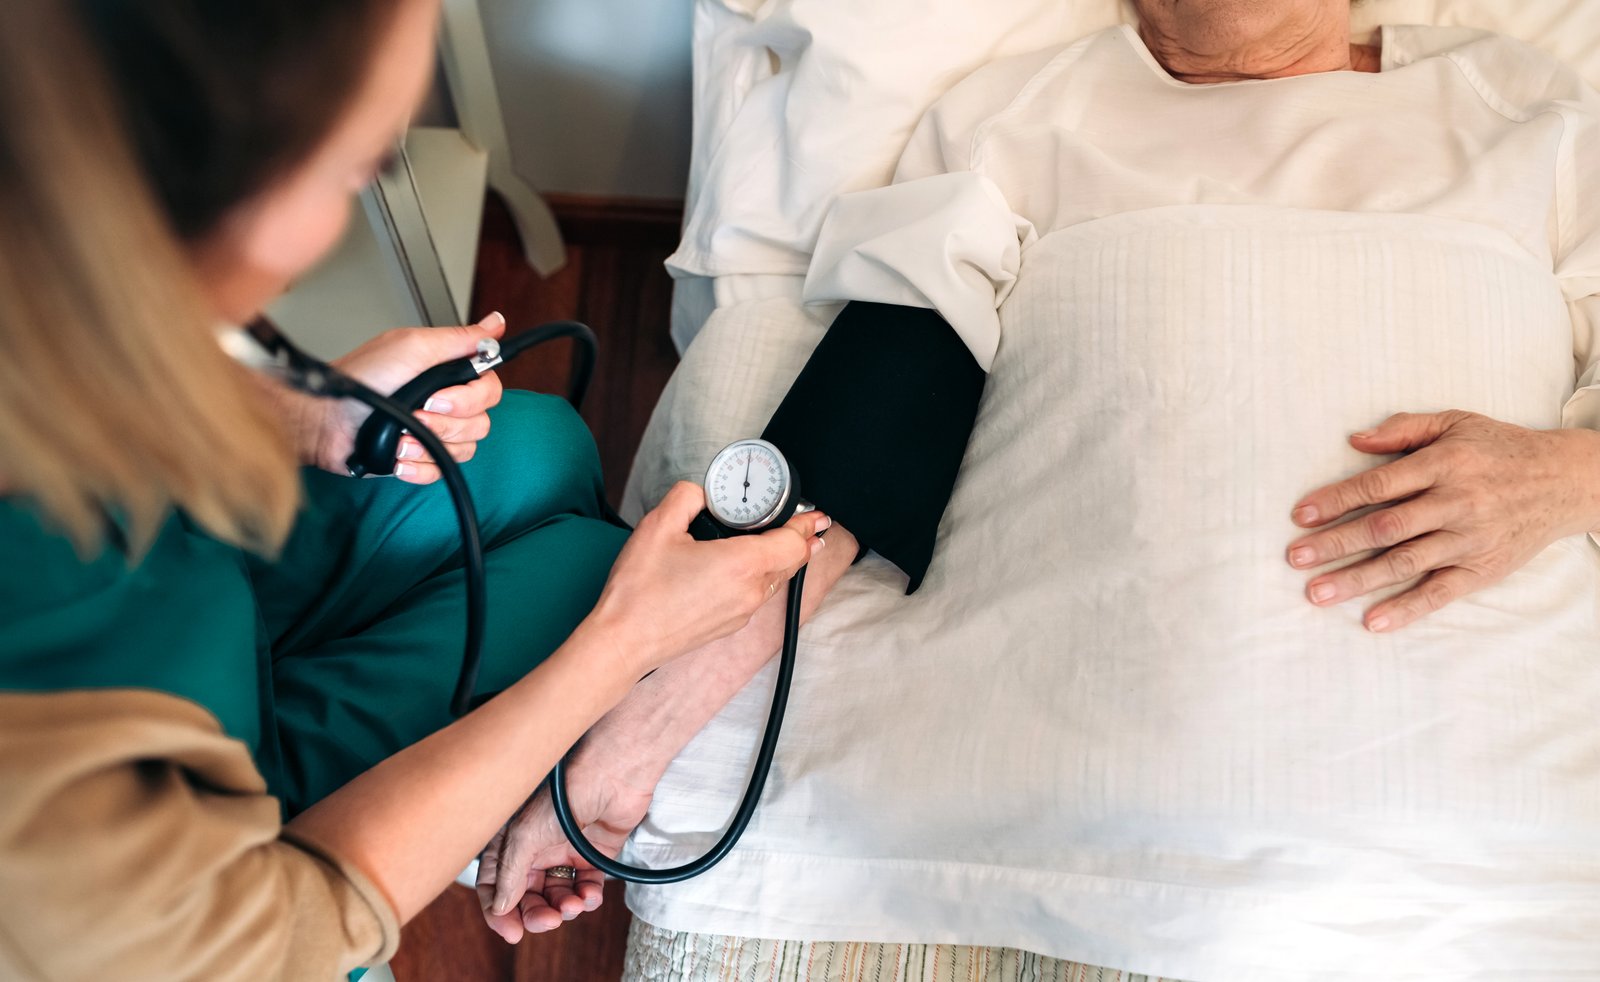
[896,29,1118,180]
[1385,24,1597,116]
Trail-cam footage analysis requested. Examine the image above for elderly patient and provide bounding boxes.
[478,0,1600,977]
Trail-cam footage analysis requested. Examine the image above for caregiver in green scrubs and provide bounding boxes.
[0,0,832,977]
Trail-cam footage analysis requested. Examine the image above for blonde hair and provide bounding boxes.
[0,1,301,556]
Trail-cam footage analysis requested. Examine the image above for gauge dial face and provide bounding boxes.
[705,440,791,530]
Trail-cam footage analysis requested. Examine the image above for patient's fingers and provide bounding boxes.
[518,874,563,933]
[519,868,605,934]
[532,868,578,924]
[1286,495,1454,569]
[1361,565,1485,633]
[1300,529,1467,611]
[477,828,530,944]
[1292,453,1434,527]
[491,804,550,916]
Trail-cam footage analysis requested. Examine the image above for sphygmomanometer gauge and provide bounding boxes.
[704,438,800,532]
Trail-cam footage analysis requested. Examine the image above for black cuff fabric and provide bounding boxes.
[761,301,985,593]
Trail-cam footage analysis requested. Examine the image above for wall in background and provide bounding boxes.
[480,0,694,202]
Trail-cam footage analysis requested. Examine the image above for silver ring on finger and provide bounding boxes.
[546,865,577,881]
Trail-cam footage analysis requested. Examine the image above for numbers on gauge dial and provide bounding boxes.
[707,441,788,528]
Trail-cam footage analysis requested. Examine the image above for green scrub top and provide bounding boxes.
[0,391,630,814]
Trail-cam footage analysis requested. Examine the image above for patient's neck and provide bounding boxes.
[1132,0,1374,84]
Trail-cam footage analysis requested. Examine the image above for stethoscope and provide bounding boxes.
[553,437,814,883]
[231,319,810,883]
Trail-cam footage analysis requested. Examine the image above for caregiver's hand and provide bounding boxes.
[1287,410,1600,632]
[477,520,855,941]
[588,481,829,672]
[304,311,509,484]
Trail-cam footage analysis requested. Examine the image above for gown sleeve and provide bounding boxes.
[1558,78,1600,429]
[0,689,399,981]
[799,47,1058,371]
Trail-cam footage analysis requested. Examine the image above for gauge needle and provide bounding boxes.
[742,455,751,503]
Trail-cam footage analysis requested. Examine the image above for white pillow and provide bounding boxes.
[669,0,1600,285]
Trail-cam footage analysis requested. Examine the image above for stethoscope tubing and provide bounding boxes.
[547,566,807,883]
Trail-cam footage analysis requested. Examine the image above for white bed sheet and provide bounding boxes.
[625,208,1600,979]
[631,3,1600,976]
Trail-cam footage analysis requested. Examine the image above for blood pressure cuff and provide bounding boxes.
[762,301,985,593]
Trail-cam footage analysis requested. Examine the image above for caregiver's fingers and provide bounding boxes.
[769,511,831,578]
[396,434,479,467]
[1292,454,1435,528]
[424,371,504,418]
[392,459,442,484]
[1361,565,1486,633]
[1287,497,1454,568]
[641,481,707,535]
[1301,530,1467,608]
[752,510,830,579]
[409,408,492,447]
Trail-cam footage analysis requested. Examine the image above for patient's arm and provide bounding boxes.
[476,299,984,939]
[477,524,859,941]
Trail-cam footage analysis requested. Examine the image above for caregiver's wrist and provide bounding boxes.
[248,369,326,466]
[578,603,673,683]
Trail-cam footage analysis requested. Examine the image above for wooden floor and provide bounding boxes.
[389,192,684,981]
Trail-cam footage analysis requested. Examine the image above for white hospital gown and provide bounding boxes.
[626,25,1600,980]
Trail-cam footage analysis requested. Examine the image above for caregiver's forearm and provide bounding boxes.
[581,525,859,790]
[286,617,639,923]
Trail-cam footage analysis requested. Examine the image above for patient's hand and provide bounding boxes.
[475,742,653,941]
[476,522,858,940]
[1286,411,1600,632]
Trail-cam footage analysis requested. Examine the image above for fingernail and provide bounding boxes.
[397,441,418,460]
[1292,505,1318,525]
[817,515,832,532]
[493,900,510,915]
[483,311,506,328]
[585,897,600,910]
[563,910,578,922]
[1368,615,1391,632]
[1352,430,1375,439]
[1289,546,1315,568]
[424,397,452,414]
[1309,582,1336,603]
[810,537,826,555]
[395,462,414,478]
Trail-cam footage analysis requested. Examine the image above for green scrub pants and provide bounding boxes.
[250,391,629,815]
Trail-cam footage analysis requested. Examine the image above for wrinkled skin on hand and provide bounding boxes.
[1288,410,1600,632]
[475,756,652,942]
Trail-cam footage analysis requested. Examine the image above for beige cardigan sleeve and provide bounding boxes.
[0,689,400,981]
